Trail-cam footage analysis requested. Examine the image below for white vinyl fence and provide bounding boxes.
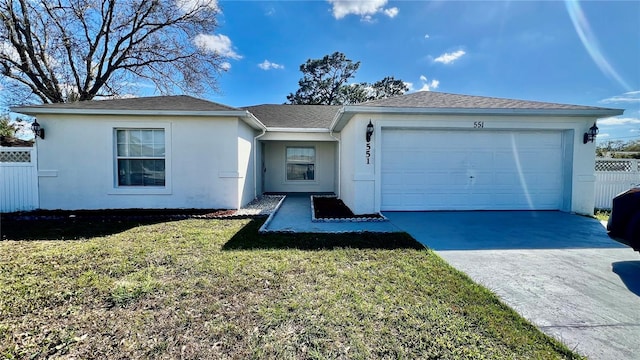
[595,159,640,209]
[0,147,39,213]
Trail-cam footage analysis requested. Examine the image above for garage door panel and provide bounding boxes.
[381,129,564,211]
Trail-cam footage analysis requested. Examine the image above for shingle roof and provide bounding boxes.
[359,91,613,111]
[243,104,341,129]
[15,95,238,112]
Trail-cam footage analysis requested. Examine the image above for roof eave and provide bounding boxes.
[10,107,250,118]
[330,106,624,131]
[266,127,330,133]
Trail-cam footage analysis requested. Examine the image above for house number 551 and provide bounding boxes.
[473,121,484,128]
[366,143,371,164]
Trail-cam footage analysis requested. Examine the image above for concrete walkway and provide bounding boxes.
[385,211,640,360]
[261,194,399,233]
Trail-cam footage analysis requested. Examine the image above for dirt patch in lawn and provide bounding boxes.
[312,196,384,220]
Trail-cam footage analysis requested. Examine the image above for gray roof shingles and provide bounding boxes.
[15,92,620,130]
[243,104,341,129]
[360,91,614,110]
[16,95,238,112]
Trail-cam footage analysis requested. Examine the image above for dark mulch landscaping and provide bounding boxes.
[312,196,384,219]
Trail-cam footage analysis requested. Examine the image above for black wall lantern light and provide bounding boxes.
[583,122,598,144]
[31,119,45,139]
[366,120,374,142]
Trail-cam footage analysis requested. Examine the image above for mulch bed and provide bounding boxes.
[2,208,237,221]
[312,196,384,219]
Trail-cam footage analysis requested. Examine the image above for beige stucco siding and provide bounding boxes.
[34,114,252,210]
[339,113,602,215]
[263,141,336,193]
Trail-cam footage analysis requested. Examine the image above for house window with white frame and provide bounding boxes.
[116,129,165,186]
[286,147,315,181]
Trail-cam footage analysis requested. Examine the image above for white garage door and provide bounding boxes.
[381,129,564,211]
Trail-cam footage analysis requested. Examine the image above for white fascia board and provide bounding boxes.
[241,111,268,131]
[266,127,330,133]
[330,105,624,131]
[11,107,249,118]
[11,107,268,131]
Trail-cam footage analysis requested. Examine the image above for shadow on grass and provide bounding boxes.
[222,219,426,251]
[1,217,176,241]
[1,209,233,241]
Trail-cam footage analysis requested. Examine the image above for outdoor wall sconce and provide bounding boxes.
[366,120,374,142]
[583,122,598,144]
[31,119,45,139]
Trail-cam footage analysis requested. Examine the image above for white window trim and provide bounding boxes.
[108,122,172,195]
[285,146,317,183]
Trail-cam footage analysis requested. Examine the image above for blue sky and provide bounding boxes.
[198,0,639,144]
[5,1,639,143]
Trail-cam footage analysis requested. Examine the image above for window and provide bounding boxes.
[116,129,165,186]
[286,147,315,181]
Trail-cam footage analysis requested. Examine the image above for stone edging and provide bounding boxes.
[310,195,388,223]
[258,195,288,233]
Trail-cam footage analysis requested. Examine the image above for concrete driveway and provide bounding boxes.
[384,211,640,360]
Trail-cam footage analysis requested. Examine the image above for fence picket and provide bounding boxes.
[595,159,640,209]
[0,147,38,212]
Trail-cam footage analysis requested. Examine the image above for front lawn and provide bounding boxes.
[0,217,581,359]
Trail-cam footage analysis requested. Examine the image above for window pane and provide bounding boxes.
[286,147,315,163]
[154,130,164,145]
[116,130,127,144]
[118,159,165,186]
[129,130,142,145]
[285,147,315,181]
[117,144,128,157]
[116,129,166,187]
[154,145,165,157]
[141,144,154,157]
[128,143,142,156]
[141,130,153,143]
[287,163,314,181]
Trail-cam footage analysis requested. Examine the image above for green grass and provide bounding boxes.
[595,209,611,222]
[0,217,582,359]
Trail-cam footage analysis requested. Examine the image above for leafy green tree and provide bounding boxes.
[287,52,361,105]
[287,52,408,105]
[0,113,17,137]
[1,0,225,104]
[370,76,409,100]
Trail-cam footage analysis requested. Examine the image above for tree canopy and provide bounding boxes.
[287,52,408,105]
[1,0,226,104]
[597,139,640,159]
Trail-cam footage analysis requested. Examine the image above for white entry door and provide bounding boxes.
[380,129,564,211]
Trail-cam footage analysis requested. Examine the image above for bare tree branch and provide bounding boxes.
[0,0,225,104]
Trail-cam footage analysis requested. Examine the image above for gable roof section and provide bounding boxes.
[359,91,611,110]
[13,95,238,112]
[332,91,624,131]
[12,95,266,131]
[243,104,341,130]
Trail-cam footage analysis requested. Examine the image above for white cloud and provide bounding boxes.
[597,133,610,138]
[416,75,439,92]
[220,62,231,71]
[424,34,430,39]
[383,7,399,18]
[434,50,466,64]
[598,117,640,126]
[193,34,242,60]
[328,0,398,20]
[404,82,414,91]
[600,90,640,104]
[176,0,218,13]
[258,60,284,70]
